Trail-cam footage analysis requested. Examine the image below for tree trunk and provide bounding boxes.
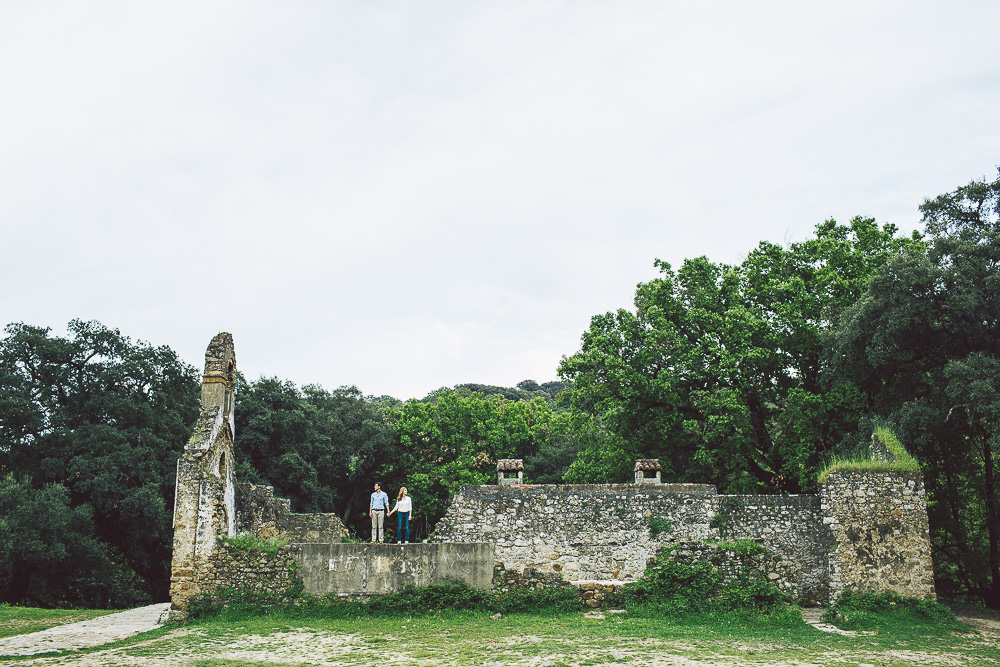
[4,561,32,604]
[983,438,1000,609]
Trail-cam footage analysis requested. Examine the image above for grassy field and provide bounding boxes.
[3,605,999,666]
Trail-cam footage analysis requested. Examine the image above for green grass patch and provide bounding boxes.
[220,532,289,557]
[4,601,993,665]
[818,425,921,482]
[0,604,120,639]
[823,589,963,633]
[155,608,997,666]
[195,661,308,667]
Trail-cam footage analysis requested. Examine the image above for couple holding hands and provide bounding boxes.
[369,482,412,544]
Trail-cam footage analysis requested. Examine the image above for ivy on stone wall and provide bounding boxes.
[623,542,789,615]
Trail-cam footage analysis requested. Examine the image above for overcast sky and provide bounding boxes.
[2,1,998,400]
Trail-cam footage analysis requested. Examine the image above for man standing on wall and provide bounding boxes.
[369,482,389,543]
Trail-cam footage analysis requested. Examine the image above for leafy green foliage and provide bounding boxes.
[560,218,922,494]
[0,474,112,607]
[822,589,960,631]
[646,516,673,538]
[233,378,399,539]
[187,580,582,621]
[624,545,721,614]
[387,390,562,533]
[623,544,789,617]
[0,320,199,607]
[714,539,765,555]
[827,170,1000,606]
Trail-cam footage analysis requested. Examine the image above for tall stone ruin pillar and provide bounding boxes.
[821,470,936,603]
[169,333,237,619]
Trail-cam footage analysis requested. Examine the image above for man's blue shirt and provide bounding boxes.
[370,490,389,510]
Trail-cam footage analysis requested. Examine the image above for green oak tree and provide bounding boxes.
[386,390,555,538]
[560,217,922,493]
[233,377,399,537]
[0,474,110,606]
[828,171,1000,605]
[0,320,199,606]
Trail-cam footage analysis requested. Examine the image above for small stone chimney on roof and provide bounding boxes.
[634,459,662,485]
[497,459,524,487]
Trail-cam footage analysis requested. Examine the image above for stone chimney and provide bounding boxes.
[634,459,662,484]
[497,459,524,486]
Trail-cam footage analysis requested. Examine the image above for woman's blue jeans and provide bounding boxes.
[397,511,410,543]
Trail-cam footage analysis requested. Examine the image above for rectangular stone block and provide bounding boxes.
[294,542,494,595]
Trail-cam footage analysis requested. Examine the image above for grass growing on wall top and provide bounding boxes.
[221,533,289,557]
[817,425,920,482]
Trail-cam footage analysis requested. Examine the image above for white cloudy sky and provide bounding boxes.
[1,1,998,400]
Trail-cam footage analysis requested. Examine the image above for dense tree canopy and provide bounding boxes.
[386,390,554,539]
[0,320,199,606]
[559,217,923,493]
[4,171,999,607]
[233,377,399,537]
[828,171,1000,605]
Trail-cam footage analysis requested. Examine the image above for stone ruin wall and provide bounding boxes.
[169,334,348,619]
[169,333,239,617]
[823,470,935,601]
[431,483,718,583]
[171,335,935,613]
[194,545,301,606]
[237,482,348,543]
[714,494,831,604]
[432,471,935,605]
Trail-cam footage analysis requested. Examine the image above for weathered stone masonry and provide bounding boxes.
[169,333,240,616]
[823,471,935,600]
[169,334,350,619]
[171,335,935,612]
[432,469,936,604]
[432,483,718,582]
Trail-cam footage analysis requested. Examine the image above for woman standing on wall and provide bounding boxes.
[387,487,412,544]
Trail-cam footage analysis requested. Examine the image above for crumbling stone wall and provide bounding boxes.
[170,335,348,620]
[170,335,933,611]
[237,483,347,543]
[169,333,239,618]
[822,470,935,602]
[713,495,832,604]
[431,484,718,582]
[196,544,301,604]
[433,473,935,604]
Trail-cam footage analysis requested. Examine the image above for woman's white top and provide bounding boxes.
[394,496,413,513]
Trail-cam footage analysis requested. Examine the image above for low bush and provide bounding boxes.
[624,545,720,614]
[622,544,790,618]
[822,589,961,631]
[646,516,673,538]
[186,580,583,622]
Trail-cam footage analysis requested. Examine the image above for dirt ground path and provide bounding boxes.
[3,608,999,666]
[0,604,171,658]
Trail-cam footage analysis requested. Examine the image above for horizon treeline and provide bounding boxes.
[2,170,998,609]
